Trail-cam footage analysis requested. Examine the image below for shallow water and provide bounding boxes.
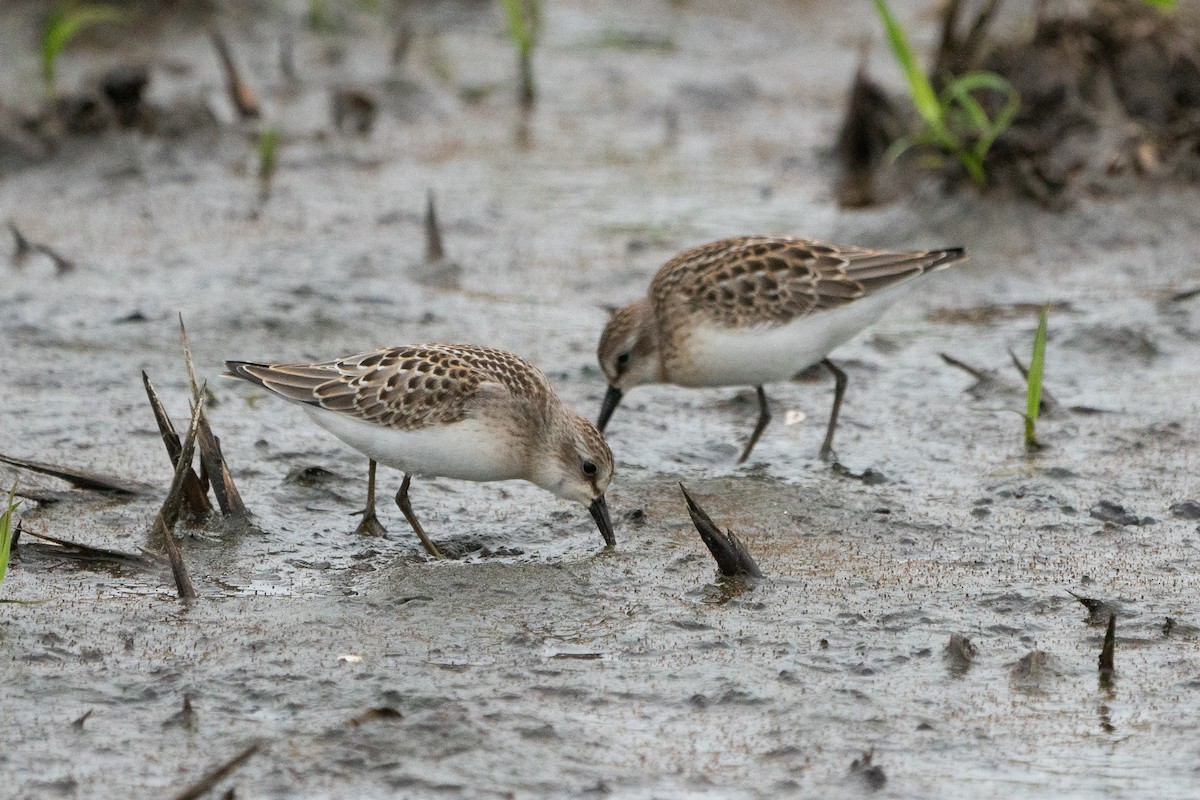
[2,1,1200,797]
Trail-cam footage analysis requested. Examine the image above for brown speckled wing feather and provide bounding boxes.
[650,236,965,327]
[226,344,553,431]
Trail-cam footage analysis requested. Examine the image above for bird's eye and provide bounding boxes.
[581,459,598,477]
[616,352,631,369]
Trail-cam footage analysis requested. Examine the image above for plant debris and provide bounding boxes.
[163,694,197,731]
[209,29,260,120]
[1067,590,1117,624]
[19,528,152,566]
[143,371,212,521]
[679,483,762,579]
[7,222,75,275]
[178,316,247,522]
[151,395,205,600]
[1099,613,1116,687]
[169,742,260,800]
[0,452,146,495]
[944,633,976,676]
[834,47,902,208]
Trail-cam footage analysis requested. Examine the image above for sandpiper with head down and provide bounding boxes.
[226,344,615,557]
[596,236,967,462]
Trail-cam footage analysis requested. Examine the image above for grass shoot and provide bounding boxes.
[1,480,20,594]
[500,0,541,108]
[257,127,281,201]
[1023,304,1049,449]
[41,3,122,96]
[873,0,1018,185]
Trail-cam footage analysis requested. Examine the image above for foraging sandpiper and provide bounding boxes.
[226,344,615,557]
[596,236,966,462]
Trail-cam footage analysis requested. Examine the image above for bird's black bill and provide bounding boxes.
[589,494,615,547]
[596,385,623,432]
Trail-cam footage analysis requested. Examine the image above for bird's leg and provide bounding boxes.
[395,473,445,559]
[353,459,387,536]
[736,386,771,464]
[818,358,848,461]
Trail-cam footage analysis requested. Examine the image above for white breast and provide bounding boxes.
[672,285,913,387]
[301,405,527,483]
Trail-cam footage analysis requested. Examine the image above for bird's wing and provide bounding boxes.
[225,345,501,430]
[651,236,965,327]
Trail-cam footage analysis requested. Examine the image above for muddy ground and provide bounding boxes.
[2,1,1200,797]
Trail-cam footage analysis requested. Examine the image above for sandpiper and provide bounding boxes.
[225,344,615,557]
[596,236,966,462]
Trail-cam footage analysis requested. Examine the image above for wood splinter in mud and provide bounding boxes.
[834,44,899,209]
[152,394,206,600]
[679,483,762,578]
[179,315,248,522]
[7,222,75,275]
[1099,613,1117,688]
[417,191,460,289]
[143,371,212,521]
[931,0,1003,82]
[424,190,445,262]
[169,742,260,800]
[209,30,260,120]
[19,529,151,566]
[1067,589,1115,625]
[938,352,994,385]
[0,452,147,496]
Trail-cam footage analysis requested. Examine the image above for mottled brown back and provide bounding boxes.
[226,344,555,431]
[650,236,966,329]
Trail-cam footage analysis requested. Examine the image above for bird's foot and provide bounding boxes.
[352,508,388,537]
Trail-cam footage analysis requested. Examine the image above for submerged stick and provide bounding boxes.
[210,30,260,119]
[152,394,206,600]
[0,453,146,495]
[679,483,762,578]
[169,742,260,800]
[143,371,212,519]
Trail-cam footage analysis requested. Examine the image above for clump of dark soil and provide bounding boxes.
[836,0,1200,206]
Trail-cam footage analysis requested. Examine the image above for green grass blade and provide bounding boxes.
[500,0,535,55]
[960,151,987,186]
[946,70,1017,95]
[0,480,19,586]
[1024,305,1050,448]
[883,135,916,165]
[41,4,122,94]
[257,127,280,182]
[1140,0,1175,8]
[943,80,991,133]
[872,0,954,148]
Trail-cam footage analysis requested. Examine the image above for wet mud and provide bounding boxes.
[2,0,1200,797]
